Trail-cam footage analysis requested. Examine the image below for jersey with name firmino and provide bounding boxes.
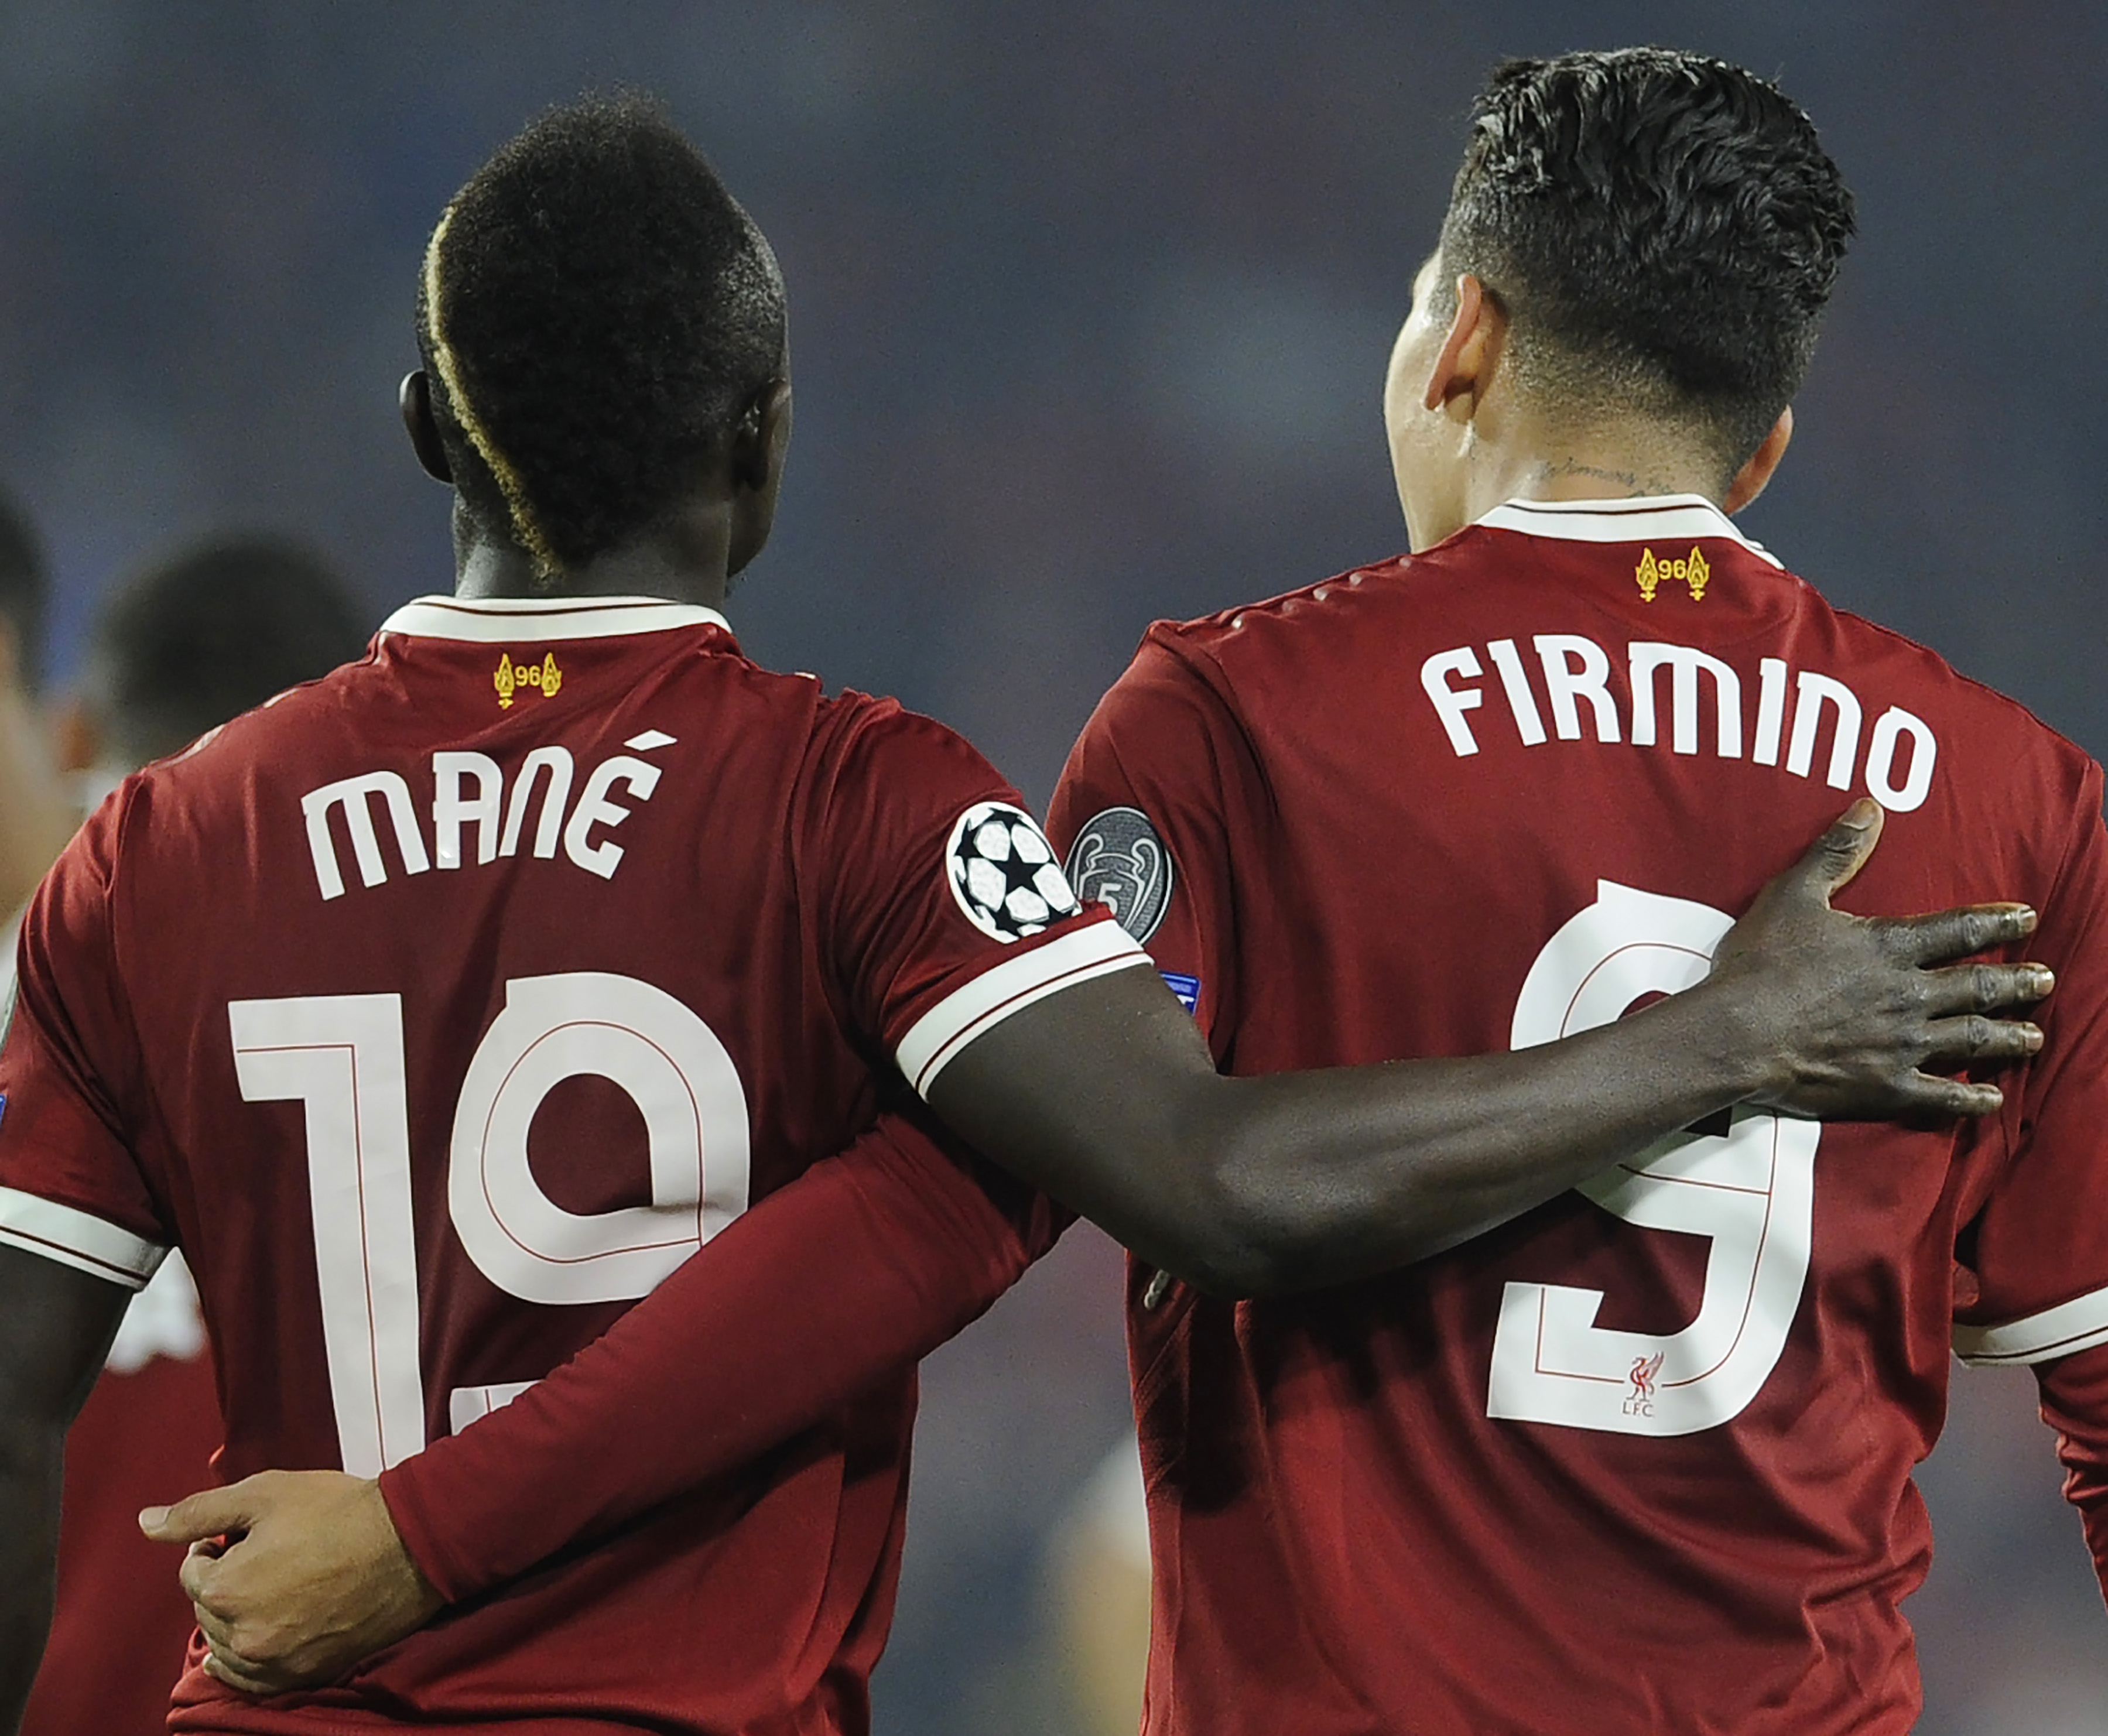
[1049,495,2108,1736]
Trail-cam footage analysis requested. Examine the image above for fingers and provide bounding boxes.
[202,1646,283,1697]
[1912,959,2055,1019]
[203,1652,250,1692]
[141,1477,264,1546]
[1884,1072,2007,1118]
[181,1536,238,1617]
[194,1581,295,1697]
[1794,798,1885,901]
[1919,1015,2045,1069]
[1865,1011,2041,1119]
[1881,904,2040,968]
[193,1596,237,1658]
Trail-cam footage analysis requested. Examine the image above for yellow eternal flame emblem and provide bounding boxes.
[1635,546,1710,602]
[495,650,563,709]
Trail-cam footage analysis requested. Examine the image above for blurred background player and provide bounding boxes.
[0,489,77,934]
[18,533,369,1736]
[51,536,372,814]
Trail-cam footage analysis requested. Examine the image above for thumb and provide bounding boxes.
[1794,798,1885,903]
[140,1479,261,1546]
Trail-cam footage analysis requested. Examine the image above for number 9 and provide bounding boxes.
[1487,881,1819,1437]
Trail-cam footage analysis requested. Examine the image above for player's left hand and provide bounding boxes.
[139,1468,444,1694]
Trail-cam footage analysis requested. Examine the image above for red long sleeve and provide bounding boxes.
[378,1110,1069,1603]
[2035,1341,2108,1603]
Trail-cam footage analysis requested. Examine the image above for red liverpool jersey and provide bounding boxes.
[1049,495,2108,1736]
[0,591,1141,1735]
[20,1256,218,1736]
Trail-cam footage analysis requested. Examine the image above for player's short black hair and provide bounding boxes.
[89,533,370,765]
[0,481,49,689]
[1438,48,1856,472]
[416,93,787,584]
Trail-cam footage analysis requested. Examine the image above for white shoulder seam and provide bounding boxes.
[1955,1283,2108,1367]
[0,1186,167,1290]
[896,923,1149,1097]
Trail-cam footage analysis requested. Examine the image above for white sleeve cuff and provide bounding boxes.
[896,922,1151,1096]
[0,1185,169,1290]
[1954,1282,2108,1367]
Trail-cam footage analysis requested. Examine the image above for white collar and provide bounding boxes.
[1473,494,1782,570]
[379,593,733,644]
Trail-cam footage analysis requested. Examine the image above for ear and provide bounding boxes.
[1724,406,1793,514]
[729,379,793,495]
[725,380,793,579]
[50,694,101,777]
[1421,275,1504,421]
[399,371,454,484]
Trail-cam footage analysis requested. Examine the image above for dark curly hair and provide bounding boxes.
[417,95,786,583]
[1438,49,1856,472]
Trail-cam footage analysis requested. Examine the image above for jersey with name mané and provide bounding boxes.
[0,591,1137,1735]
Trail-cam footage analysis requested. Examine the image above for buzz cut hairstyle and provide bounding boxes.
[416,93,788,584]
[1438,47,1857,476]
[90,533,371,766]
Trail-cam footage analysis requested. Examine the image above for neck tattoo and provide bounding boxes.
[1534,458,1682,497]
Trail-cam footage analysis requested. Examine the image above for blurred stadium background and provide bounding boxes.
[2,3,2104,1731]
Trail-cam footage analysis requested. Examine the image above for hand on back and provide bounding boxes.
[139,1471,436,1696]
[1709,798,2050,1119]
[129,803,2055,1699]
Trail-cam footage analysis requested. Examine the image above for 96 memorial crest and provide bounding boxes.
[946,802,1081,942]
[495,650,563,709]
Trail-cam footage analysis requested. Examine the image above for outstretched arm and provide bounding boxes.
[927,802,2045,1295]
[153,803,2047,1694]
[0,1246,133,1735]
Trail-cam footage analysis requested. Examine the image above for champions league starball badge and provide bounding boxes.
[945,802,1082,942]
[1063,806,1174,944]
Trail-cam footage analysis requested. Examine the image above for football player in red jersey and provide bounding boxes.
[0,92,2055,1735]
[1049,53,2108,1730]
[17,536,369,1736]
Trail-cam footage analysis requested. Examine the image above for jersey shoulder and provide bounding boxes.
[83,653,386,869]
[112,638,403,802]
[1143,554,1413,663]
[1739,557,2105,830]
[1143,537,2099,799]
[1120,551,1420,733]
[1812,592,2097,779]
[800,683,1019,811]
[119,622,840,794]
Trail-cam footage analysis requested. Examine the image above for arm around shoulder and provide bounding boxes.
[928,805,2048,1296]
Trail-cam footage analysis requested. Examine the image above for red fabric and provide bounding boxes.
[0,598,1107,1734]
[1045,502,2108,1736]
[2039,1342,2108,1601]
[384,1110,1067,1601]
[19,1350,219,1736]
